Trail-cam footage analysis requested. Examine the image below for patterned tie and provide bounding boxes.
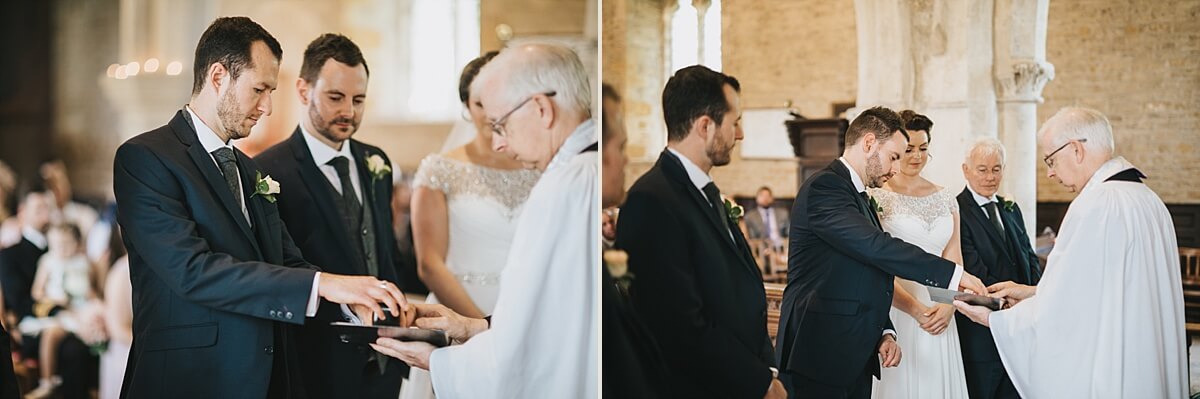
[210,147,242,203]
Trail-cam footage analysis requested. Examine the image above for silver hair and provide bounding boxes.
[1037,107,1116,155]
[964,137,1007,166]
[475,42,592,118]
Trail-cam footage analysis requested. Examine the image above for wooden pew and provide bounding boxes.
[1180,247,1200,336]
[765,283,785,345]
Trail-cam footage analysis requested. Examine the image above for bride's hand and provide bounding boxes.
[918,303,954,335]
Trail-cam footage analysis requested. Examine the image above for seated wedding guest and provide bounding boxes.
[0,191,52,358]
[371,42,597,398]
[390,168,427,297]
[39,161,98,237]
[744,186,788,246]
[400,49,541,399]
[100,254,130,399]
[954,137,1040,399]
[600,83,665,398]
[615,65,783,399]
[955,107,1186,398]
[24,223,105,399]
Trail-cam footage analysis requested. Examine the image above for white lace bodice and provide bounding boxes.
[412,154,540,312]
[868,186,958,303]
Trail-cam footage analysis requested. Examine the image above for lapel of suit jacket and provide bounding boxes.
[288,128,364,270]
[828,161,881,228]
[658,151,757,274]
[235,148,268,261]
[959,189,1014,266]
[996,197,1036,283]
[175,110,262,255]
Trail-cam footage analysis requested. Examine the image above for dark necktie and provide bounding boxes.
[211,147,242,205]
[327,156,363,227]
[701,182,732,239]
[983,202,1005,237]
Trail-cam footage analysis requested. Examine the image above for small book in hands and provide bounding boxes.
[927,286,1006,311]
[331,322,451,347]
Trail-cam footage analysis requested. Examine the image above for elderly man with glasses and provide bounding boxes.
[370,42,598,399]
[955,107,1186,398]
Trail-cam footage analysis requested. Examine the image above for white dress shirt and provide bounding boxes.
[22,226,46,251]
[186,106,322,318]
[967,185,1004,232]
[300,124,363,202]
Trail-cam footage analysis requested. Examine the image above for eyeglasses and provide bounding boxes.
[1043,138,1087,168]
[490,91,556,137]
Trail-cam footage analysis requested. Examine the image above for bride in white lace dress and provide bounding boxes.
[869,111,969,399]
[400,52,541,399]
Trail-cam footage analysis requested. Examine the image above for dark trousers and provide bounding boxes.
[963,360,1020,399]
[781,364,872,399]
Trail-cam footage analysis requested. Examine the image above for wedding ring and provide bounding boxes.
[379,282,388,289]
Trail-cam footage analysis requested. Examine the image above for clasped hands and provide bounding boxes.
[953,280,1037,327]
[368,304,489,370]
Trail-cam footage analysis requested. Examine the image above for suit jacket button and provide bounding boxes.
[362,229,368,235]
[269,310,277,317]
[285,311,294,319]
[264,346,274,355]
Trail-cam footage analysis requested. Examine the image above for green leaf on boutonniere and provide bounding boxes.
[1002,198,1016,212]
[251,171,279,203]
[868,196,883,213]
[723,198,745,225]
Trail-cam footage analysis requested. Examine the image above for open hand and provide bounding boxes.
[987,281,1035,306]
[371,338,435,370]
[878,334,901,368]
[919,303,954,335]
[953,300,992,327]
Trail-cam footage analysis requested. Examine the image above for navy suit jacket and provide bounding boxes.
[615,150,774,398]
[114,110,317,398]
[955,188,1041,362]
[256,128,408,397]
[777,160,956,387]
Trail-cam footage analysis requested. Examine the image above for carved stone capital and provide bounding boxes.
[995,60,1055,103]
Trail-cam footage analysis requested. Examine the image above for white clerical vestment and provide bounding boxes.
[989,156,1186,398]
[428,120,598,398]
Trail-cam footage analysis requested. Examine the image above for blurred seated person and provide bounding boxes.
[39,161,98,236]
[744,186,788,248]
[602,208,618,249]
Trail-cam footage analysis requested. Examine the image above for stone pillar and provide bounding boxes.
[993,0,1052,240]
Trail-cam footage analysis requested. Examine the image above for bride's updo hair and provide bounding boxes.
[459,51,500,104]
[899,110,934,142]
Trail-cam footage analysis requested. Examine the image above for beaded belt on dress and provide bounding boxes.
[455,272,501,285]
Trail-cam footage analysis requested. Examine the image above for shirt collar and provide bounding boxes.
[186,106,232,154]
[546,119,597,172]
[300,124,356,166]
[837,157,866,194]
[21,226,46,250]
[966,185,998,206]
[1082,156,1138,194]
[667,147,713,192]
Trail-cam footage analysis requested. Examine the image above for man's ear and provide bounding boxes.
[861,132,877,154]
[207,62,229,94]
[533,94,556,129]
[296,78,311,106]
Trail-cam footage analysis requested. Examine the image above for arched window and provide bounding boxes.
[669,0,721,75]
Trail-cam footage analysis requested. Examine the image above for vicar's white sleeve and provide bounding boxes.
[429,153,598,399]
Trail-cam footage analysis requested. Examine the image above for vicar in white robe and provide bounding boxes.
[955,107,1186,399]
[370,42,598,399]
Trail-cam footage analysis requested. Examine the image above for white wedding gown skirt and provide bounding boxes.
[868,188,970,399]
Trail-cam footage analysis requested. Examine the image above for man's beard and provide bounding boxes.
[310,104,358,143]
[706,131,734,167]
[865,150,890,188]
[217,85,252,140]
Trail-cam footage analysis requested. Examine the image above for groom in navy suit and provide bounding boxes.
[256,33,408,398]
[776,107,987,398]
[113,17,408,398]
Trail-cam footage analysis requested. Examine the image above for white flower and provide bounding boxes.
[366,154,391,180]
[253,171,280,203]
[264,176,280,194]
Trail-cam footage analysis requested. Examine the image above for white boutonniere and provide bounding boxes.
[1001,196,1016,212]
[366,154,391,182]
[723,197,745,225]
[603,249,633,295]
[252,171,280,203]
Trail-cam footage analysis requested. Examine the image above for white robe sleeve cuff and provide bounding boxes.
[949,265,964,291]
[306,272,321,317]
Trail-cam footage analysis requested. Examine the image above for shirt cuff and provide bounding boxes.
[306,272,321,317]
[882,329,897,338]
[948,265,964,291]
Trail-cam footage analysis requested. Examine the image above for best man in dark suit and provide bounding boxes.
[256,33,407,399]
[616,65,785,399]
[113,17,408,398]
[955,138,1041,399]
[776,106,987,399]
